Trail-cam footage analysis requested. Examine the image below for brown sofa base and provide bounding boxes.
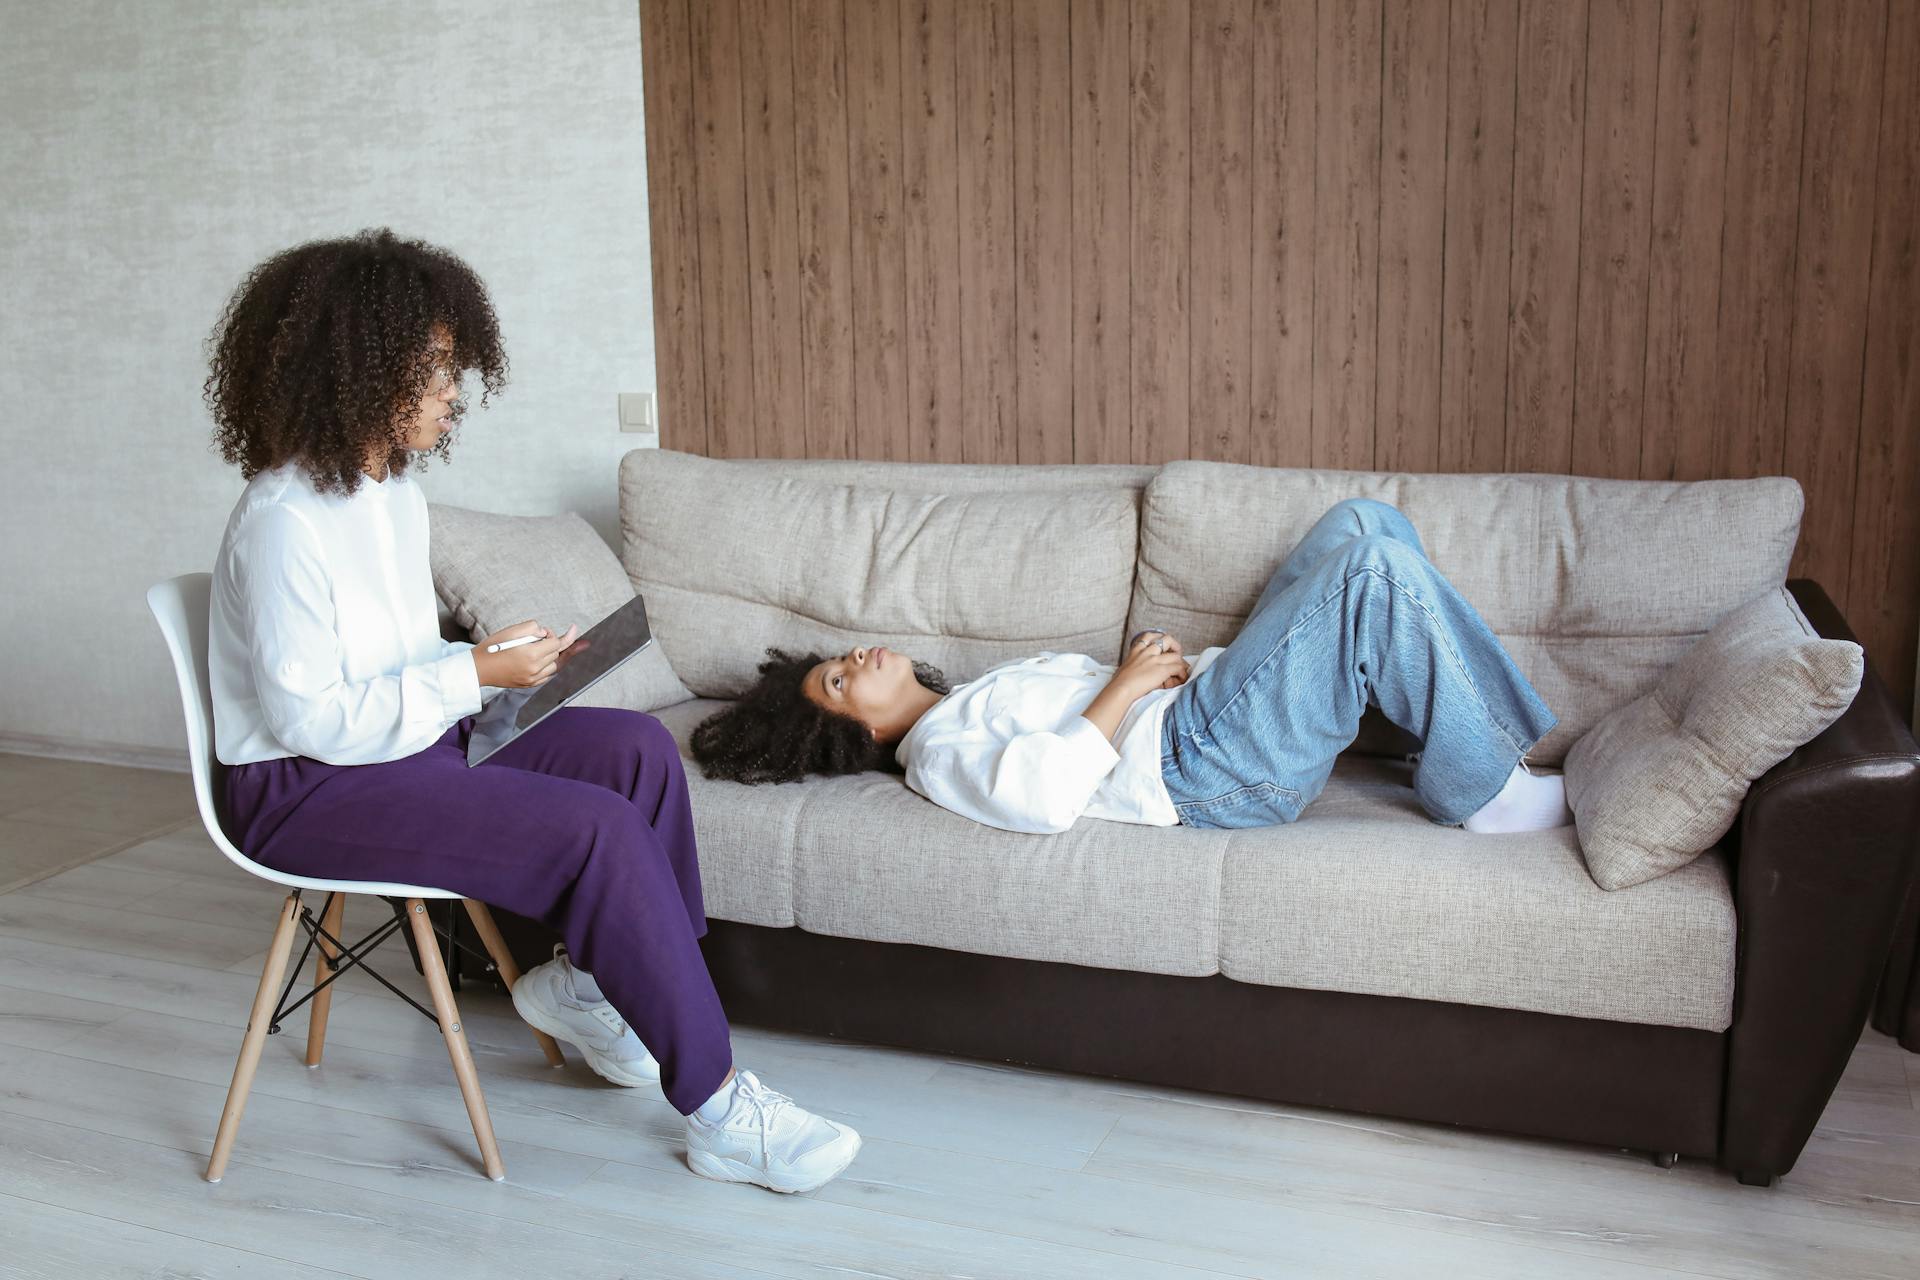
[418,904,1725,1168]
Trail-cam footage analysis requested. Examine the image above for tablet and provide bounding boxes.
[464,593,657,766]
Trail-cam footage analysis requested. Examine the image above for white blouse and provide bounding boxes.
[893,646,1226,834]
[209,461,483,767]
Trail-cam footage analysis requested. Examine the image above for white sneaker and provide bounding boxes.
[684,1069,862,1193]
[511,944,661,1087]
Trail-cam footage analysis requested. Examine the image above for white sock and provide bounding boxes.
[1462,762,1572,833]
[693,1073,737,1124]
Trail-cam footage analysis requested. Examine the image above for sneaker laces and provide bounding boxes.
[733,1073,796,1164]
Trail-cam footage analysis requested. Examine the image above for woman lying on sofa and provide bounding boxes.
[691,498,1573,836]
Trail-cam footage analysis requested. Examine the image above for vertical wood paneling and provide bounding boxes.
[639,0,708,455]
[1312,0,1381,470]
[1376,0,1449,475]
[1189,0,1254,465]
[644,0,1920,716]
[1249,0,1316,469]
[793,0,856,459]
[1782,0,1887,608]
[847,0,910,460]
[1130,0,1191,465]
[1570,0,1658,481]
[1850,0,1920,706]
[1439,0,1518,474]
[900,0,964,463]
[1012,0,1074,465]
[957,0,1018,464]
[740,0,806,459]
[1071,0,1132,465]
[689,0,757,456]
[1639,0,1734,482]
[1713,0,1809,481]
[1504,0,1588,475]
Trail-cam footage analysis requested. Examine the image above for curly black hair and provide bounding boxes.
[690,646,952,785]
[202,227,508,497]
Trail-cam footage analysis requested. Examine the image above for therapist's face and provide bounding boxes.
[400,324,461,451]
[802,644,920,743]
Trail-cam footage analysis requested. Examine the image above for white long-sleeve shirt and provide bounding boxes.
[209,460,484,766]
[894,646,1226,834]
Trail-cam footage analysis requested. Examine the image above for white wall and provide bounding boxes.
[1,0,659,766]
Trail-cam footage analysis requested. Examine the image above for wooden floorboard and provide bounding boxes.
[0,755,1914,1278]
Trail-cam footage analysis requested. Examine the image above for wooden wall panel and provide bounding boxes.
[1249,0,1316,470]
[1505,0,1587,475]
[1571,0,1658,481]
[1011,0,1073,464]
[739,0,806,459]
[1713,0,1808,482]
[1311,0,1381,470]
[1376,0,1448,476]
[1071,0,1132,465]
[1189,0,1254,465]
[1129,0,1191,465]
[846,0,909,460]
[640,0,1920,714]
[640,0,707,456]
[791,0,855,459]
[688,0,755,455]
[957,0,1018,464]
[1782,0,1886,602]
[1438,0,1517,475]
[1849,0,1920,705]
[1640,0,1733,482]
[901,0,963,464]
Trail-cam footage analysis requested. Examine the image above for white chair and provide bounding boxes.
[146,572,563,1183]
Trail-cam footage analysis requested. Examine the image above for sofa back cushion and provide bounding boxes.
[620,449,1157,698]
[1131,461,1805,765]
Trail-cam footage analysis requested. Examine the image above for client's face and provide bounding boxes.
[802,645,922,743]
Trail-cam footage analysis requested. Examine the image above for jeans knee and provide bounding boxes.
[1342,532,1425,575]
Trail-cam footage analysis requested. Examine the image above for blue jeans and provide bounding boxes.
[1158,498,1558,828]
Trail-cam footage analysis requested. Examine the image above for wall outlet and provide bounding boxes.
[618,391,656,433]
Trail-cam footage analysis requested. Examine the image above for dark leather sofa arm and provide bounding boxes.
[1719,579,1920,1185]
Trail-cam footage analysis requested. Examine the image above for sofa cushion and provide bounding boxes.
[1216,754,1737,1031]
[653,699,1735,1028]
[428,503,694,712]
[1564,585,1864,891]
[652,697,806,927]
[1130,462,1804,766]
[620,449,1155,698]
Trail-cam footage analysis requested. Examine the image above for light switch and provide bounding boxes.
[618,392,656,432]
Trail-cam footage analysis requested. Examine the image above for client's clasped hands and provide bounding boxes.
[1120,628,1188,693]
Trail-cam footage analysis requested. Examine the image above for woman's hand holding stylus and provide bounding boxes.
[472,621,581,688]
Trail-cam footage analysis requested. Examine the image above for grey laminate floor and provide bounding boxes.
[0,752,1915,1279]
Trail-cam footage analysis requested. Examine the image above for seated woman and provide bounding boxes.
[204,228,858,1194]
[691,498,1572,836]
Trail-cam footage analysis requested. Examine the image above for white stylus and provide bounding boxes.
[484,634,541,654]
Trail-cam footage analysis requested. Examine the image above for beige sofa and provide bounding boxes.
[427,447,1920,1187]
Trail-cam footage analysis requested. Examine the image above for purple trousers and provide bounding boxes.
[218,706,733,1114]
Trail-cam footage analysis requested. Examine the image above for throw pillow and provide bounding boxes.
[1563,585,1863,891]
[428,503,694,714]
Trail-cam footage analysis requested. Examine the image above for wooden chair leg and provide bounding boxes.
[206,891,302,1183]
[462,898,565,1068]
[305,891,346,1067]
[405,898,506,1182]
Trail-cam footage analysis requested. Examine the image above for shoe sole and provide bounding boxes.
[686,1132,862,1194]
[512,985,661,1088]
